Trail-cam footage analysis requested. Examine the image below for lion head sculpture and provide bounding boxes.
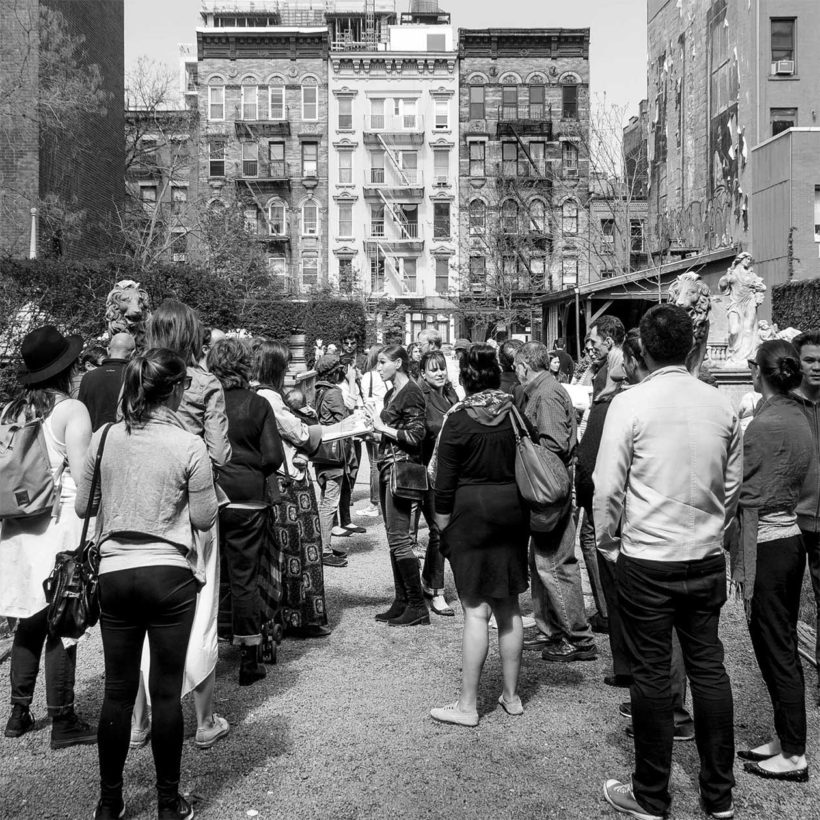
[667,271,712,344]
[105,279,151,346]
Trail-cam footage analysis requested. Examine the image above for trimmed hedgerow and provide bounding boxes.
[772,278,820,332]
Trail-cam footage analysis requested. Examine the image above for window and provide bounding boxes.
[502,84,518,120]
[171,185,188,216]
[563,142,579,174]
[208,85,224,121]
[501,200,518,234]
[242,142,257,177]
[243,207,258,234]
[208,141,225,177]
[268,142,285,177]
[338,97,353,130]
[770,107,797,136]
[435,258,449,294]
[370,250,385,290]
[399,150,418,183]
[562,201,578,235]
[600,218,615,247]
[301,142,318,178]
[338,202,353,236]
[528,142,545,176]
[338,151,352,184]
[170,231,186,263]
[630,219,645,253]
[370,204,385,237]
[434,99,448,129]
[433,150,449,184]
[140,185,157,212]
[562,81,578,119]
[601,268,615,279]
[433,203,450,239]
[402,258,417,292]
[301,200,319,235]
[302,83,318,120]
[469,199,486,235]
[562,256,578,285]
[241,85,258,120]
[815,186,820,242]
[370,98,385,129]
[370,150,385,184]
[469,256,485,291]
[302,255,319,288]
[339,258,354,292]
[469,84,485,119]
[709,13,735,117]
[468,141,485,177]
[397,98,417,129]
[529,199,546,233]
[267,256,287,290]
[771,18,795,63]
[529,84,545,119]
[530,256,546,288]
[269,84,285,119]
[502,141,518,176]
[268,202,286,235]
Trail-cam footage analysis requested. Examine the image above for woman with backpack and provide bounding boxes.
[76,348,218,820]
[0,325,96,750]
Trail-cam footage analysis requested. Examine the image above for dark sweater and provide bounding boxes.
[217,387,283,503]
[575,391,620,511]
[78,358,128,431]
[377,379,426,464]
[792,390,820,532]
[420,379,458,465]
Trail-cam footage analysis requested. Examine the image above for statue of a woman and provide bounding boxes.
[718,253,766,366]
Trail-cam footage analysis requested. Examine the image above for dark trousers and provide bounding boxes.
[598,551,630,677]
[379,472,415,562]
[97,567,197,805]
[337,440,361,527]
[9,606,76,717]
[420,486,445,593]
[220,506,268,644]
[617,553,734,816]
[800,529,820,671]
[748,535,807,756]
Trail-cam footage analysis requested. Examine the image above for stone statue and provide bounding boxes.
[718,252,766,366]
[104,279,152,348]
[757,320,778,343]
[667,271,712,377]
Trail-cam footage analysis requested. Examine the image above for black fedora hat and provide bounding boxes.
[18,325,84,385]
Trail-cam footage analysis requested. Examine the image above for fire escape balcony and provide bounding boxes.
[234,113,291,139]
[363,114,425,146]
[237,160,291,189]
[362,168,424,200]
[494,162,552,191]
[366,220,424,253]
[495,105,553,140]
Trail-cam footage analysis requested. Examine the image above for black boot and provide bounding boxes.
[4,704,34,738]
[238,644,267,687]
[375,552,407,621]
[50,708,96,750]
[388,556,431,627]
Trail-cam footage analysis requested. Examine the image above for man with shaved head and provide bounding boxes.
[77,332,136,430]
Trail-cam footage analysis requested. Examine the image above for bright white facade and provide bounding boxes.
[328,16,459,340]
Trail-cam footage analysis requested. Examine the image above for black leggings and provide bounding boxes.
[97,566,197,804]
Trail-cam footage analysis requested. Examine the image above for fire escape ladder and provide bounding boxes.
[508,123,542,179]
[365,0,376,45]
[241,179,274,235]
[377,189,412,239]
[366,240,406,294]
[376,134,411,187]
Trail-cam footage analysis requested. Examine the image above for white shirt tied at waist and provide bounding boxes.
[593,366,743,564]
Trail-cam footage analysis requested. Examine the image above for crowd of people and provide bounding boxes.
[1,299,819,820]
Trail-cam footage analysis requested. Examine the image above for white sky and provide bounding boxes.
[124,0,648,119]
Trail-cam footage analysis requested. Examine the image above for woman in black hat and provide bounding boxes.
[0,325,97,749]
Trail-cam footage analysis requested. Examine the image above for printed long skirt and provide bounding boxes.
[265,474,328,630]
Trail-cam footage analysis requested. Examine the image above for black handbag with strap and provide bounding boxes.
[42,423,112,639]
[312,385,347,468]
[388,444,428,502]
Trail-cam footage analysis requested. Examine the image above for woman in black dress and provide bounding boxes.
[430,344,529,727]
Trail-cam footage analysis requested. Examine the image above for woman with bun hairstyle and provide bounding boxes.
[363,345,429,626]
[734,340,813,782]
[429,344,530,726]
[76,349,218,820]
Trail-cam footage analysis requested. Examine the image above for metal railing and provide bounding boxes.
[367,220,421,240]
[366,168,423,186]
[497,104,551,122]
[365,113,425,132]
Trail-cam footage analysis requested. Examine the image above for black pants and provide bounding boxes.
[420,486,445,593]
[597,552,630,677]
[800,529,820,672]
[9,606,77,717]
[337,440,362,528]
[98,566,197,805]
[219,507,268,644]
[617,553,734,816]
[748,535,806,756]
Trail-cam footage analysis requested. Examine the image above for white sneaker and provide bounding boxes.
[195,714,230,750]
[430,702,479,727]
[357,505,380,517]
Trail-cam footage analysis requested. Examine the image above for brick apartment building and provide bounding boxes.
[458,28,591,342]
[0,0,124,258]
[195,2,330,292]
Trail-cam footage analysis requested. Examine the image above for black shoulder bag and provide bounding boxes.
[42,423,112,639]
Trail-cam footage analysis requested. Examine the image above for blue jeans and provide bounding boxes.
[617,553,734,816]
[529,513,594,647]
[317,472,343,552]
[379,470,415,562]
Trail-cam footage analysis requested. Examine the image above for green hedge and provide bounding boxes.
[772,278,820,332]
[0,258,367,399]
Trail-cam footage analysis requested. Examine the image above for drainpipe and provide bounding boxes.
[29,207,38,260]
[574,286,581,360]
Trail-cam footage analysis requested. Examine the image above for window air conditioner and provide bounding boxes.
[565,168,578,178]
[775,60,795,75]
[434,177,449,187]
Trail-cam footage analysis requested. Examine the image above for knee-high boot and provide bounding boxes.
[389,556,431,627]
[375,551,407,622]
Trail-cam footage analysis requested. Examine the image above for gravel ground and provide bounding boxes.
[1,476,819,820]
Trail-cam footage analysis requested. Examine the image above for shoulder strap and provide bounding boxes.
[509,404,530,442]
[77,423,112,554]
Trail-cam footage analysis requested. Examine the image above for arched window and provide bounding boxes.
[529,199,547,233]
[301,200,319,235]
[268,78,285,120]
[501,77,519,121]
[469,199,486,234]
[562,200,578,235]
[267,200,287,236]
[501,200,518,234]
[469,81,485,119]
[562,77,579,119]
[208,78,225,122]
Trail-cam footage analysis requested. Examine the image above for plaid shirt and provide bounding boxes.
[521,370,577,465]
